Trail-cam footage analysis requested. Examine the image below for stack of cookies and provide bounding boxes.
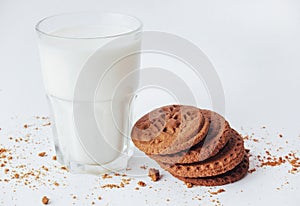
[131,105,249,186]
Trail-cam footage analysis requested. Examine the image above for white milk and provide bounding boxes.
[38,26,141,168]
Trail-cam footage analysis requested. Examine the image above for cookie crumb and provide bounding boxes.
[243,135,249,140]
[148,168,160,182]
[38,152,46,157]
[140,165,148,170]
[42,196,49,205]
[42,166,49,171]
[101,184,120,189]
[102,174,112,179]
[43,122,51,126]
[248,168,256,174]
[61,166,68,171]
[98,196,102,200]
[52,156,57,161]
[209,189,226,195]
[137,181,146,187]
[23,124,28,129]
[121,178,132,184]
[185,182,193,188]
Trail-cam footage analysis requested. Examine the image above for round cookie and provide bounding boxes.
[159,128,245,178]
[150,110,231,164]
[174,153,249,186]
[131,105,210,155]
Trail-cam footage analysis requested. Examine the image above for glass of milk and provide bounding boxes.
[36,12,142,174]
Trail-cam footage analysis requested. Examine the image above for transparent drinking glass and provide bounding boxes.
[36,12,142,174]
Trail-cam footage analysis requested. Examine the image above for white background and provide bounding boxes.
[1,0,300,128]
[0,0,300,205]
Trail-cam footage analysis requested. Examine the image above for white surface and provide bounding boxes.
[0,0,300,205]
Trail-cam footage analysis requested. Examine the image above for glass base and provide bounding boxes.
[54,142,134,174]
[47,94,134,174]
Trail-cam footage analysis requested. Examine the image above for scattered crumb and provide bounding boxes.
[23,124,28,129]
[102,174,112,179]
[140,165,148,170]
[248,168,256,174]
[243,135,249,140]
[185,182,193,188]
[61,166,68,171]
[137,181,146,187]
[0,148,8,154]
[121,178,132,185]
[38,152,46,157]
[100,184,120,189]
[135,187,139,190]
[42,196,49,205]
[42,122,51,127]
[52,156,57,161]
[260,155,286,167]
[148,168,160,182]
[279,134,283,138]
[209,189,226,195]
[98,196,102,200]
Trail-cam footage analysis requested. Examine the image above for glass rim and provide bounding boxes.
[35,11,143,40]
